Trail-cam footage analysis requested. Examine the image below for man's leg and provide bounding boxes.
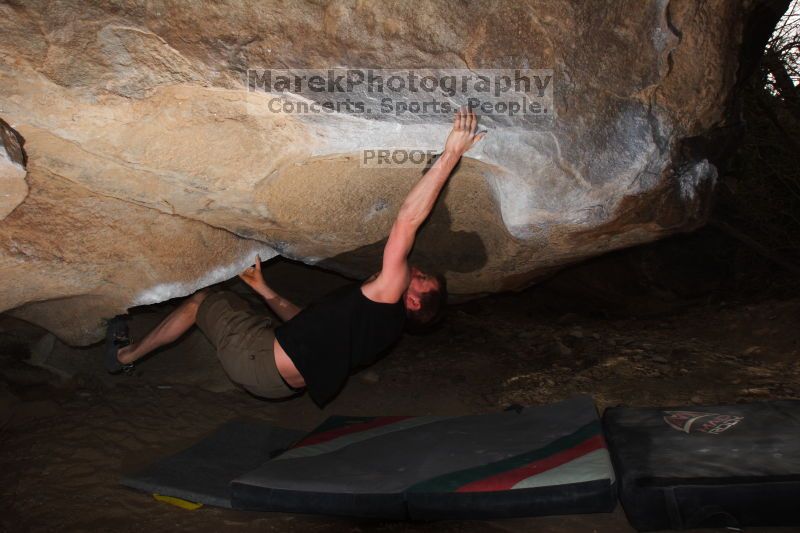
[117,290,209,365]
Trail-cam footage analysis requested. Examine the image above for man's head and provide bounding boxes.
[403,266,447,332]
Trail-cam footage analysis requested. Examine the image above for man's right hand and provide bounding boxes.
[443,108,485,157]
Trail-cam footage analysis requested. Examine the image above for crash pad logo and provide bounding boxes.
[663,411,743,434]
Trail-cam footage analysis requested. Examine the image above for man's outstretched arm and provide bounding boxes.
[364,109,485,303]
[239,255,303,322]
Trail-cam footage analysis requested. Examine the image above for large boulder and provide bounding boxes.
[0,0,786,345]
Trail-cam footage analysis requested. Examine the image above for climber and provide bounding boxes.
[105,108,484,407]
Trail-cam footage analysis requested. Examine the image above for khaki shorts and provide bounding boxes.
[196,290,295,399]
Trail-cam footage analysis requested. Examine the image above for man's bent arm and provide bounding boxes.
[254,284,303,323]
[239,255,303,322]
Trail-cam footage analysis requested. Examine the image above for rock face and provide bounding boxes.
[0,0,784,344]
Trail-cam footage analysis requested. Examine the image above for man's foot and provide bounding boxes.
[105,315,135,374]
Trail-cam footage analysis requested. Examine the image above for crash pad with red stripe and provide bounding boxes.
[230,396,616,519]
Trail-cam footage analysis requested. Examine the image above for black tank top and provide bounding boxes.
[274,282,406,407]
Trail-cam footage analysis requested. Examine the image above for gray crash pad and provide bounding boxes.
[121,419,303,507]
[231,396,616,519]
[604,400,800,531]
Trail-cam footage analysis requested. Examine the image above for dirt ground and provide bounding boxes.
[1,257,799,533]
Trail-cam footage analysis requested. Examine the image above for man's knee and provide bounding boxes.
[189,288,210,306]
[191,289,244,320]
[189,287,211,302]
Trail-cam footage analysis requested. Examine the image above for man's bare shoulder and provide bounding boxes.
[361,270,408,304]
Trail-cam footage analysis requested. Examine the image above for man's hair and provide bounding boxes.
[405,273,448,334]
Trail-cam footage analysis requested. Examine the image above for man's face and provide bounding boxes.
[404,266,439,310]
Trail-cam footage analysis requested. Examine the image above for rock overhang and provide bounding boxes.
[0,0,784,344]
